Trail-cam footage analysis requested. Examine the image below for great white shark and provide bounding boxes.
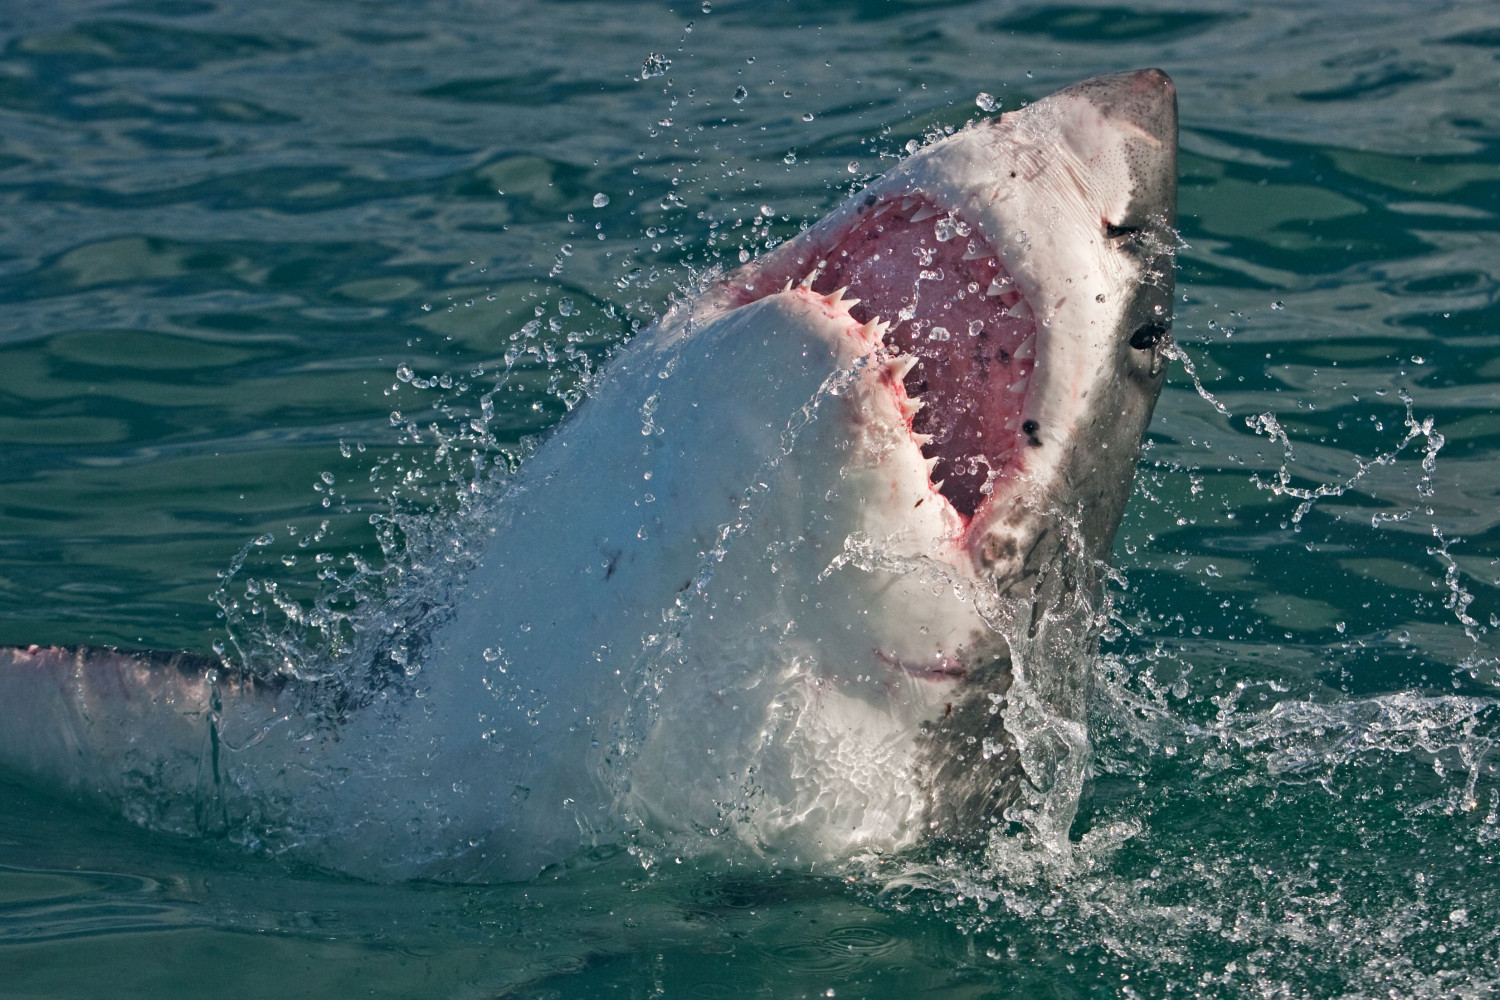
[0,70,1177,882]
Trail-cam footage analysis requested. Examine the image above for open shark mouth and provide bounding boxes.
[805,196,1034,521]
[731,194,1036,525]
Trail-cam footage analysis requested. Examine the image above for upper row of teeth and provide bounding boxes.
[790,275,1030,324]
[873,197,944,223]
[794,278,1031,328]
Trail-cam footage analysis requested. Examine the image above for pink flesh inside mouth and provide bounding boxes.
[803,196,1037,521]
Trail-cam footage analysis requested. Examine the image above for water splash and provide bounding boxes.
[1245,390,1443,526]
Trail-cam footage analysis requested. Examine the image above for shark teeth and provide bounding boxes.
[1003,299,1034,321]
[962,246,995,261]
[900,197,917,212]
[925,457,941,476]
[900,396,924,420]
[985,277,1014,296]
[1006,376,1029,394]
[886,354,918,380]
[872,202,894,218]
[911,432,933,447]
[1012,334,1035,359]
[910,204,943,223]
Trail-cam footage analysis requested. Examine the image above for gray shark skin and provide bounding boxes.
[0,70,1177,882]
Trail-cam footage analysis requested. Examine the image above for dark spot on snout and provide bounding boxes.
[1130,322,1169,350]
[1021,419,1042,447]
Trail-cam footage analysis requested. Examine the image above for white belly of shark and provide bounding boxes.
[0,71,1178,882]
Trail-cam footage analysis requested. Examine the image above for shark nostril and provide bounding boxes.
[1103,221,1143,239]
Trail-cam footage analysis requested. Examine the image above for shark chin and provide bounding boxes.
[0,70,1177,883]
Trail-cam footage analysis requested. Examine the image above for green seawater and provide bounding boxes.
[1,1,1497,996]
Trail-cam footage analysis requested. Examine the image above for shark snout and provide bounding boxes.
[1069,68,1177,152]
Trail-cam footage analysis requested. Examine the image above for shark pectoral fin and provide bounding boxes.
[0,645,279,824]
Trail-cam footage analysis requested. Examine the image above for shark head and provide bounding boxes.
[714,68,1178,595]
[627,69,1180,853]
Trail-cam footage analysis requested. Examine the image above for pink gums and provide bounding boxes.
[808,197,1036,520]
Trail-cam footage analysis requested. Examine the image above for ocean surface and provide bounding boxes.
[2,0,1498,996]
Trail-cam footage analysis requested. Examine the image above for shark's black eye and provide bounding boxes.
[1129,321,1168,350]
[1104,222,1143,239]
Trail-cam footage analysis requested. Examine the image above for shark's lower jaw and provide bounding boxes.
[748,196,1038,524]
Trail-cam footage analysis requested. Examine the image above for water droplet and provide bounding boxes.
[1095,293,1106,303]
[968,320,983,336]
[846,160,859,173]
[733,85,747,103]
[975,92,998,113]
[640,53,670,79]
[700,0,711,11]
[1271,300,1285,310]
[934,215,968,241]
[783,151,796,164]
[802,112,814,122]
[593,192,610,208]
